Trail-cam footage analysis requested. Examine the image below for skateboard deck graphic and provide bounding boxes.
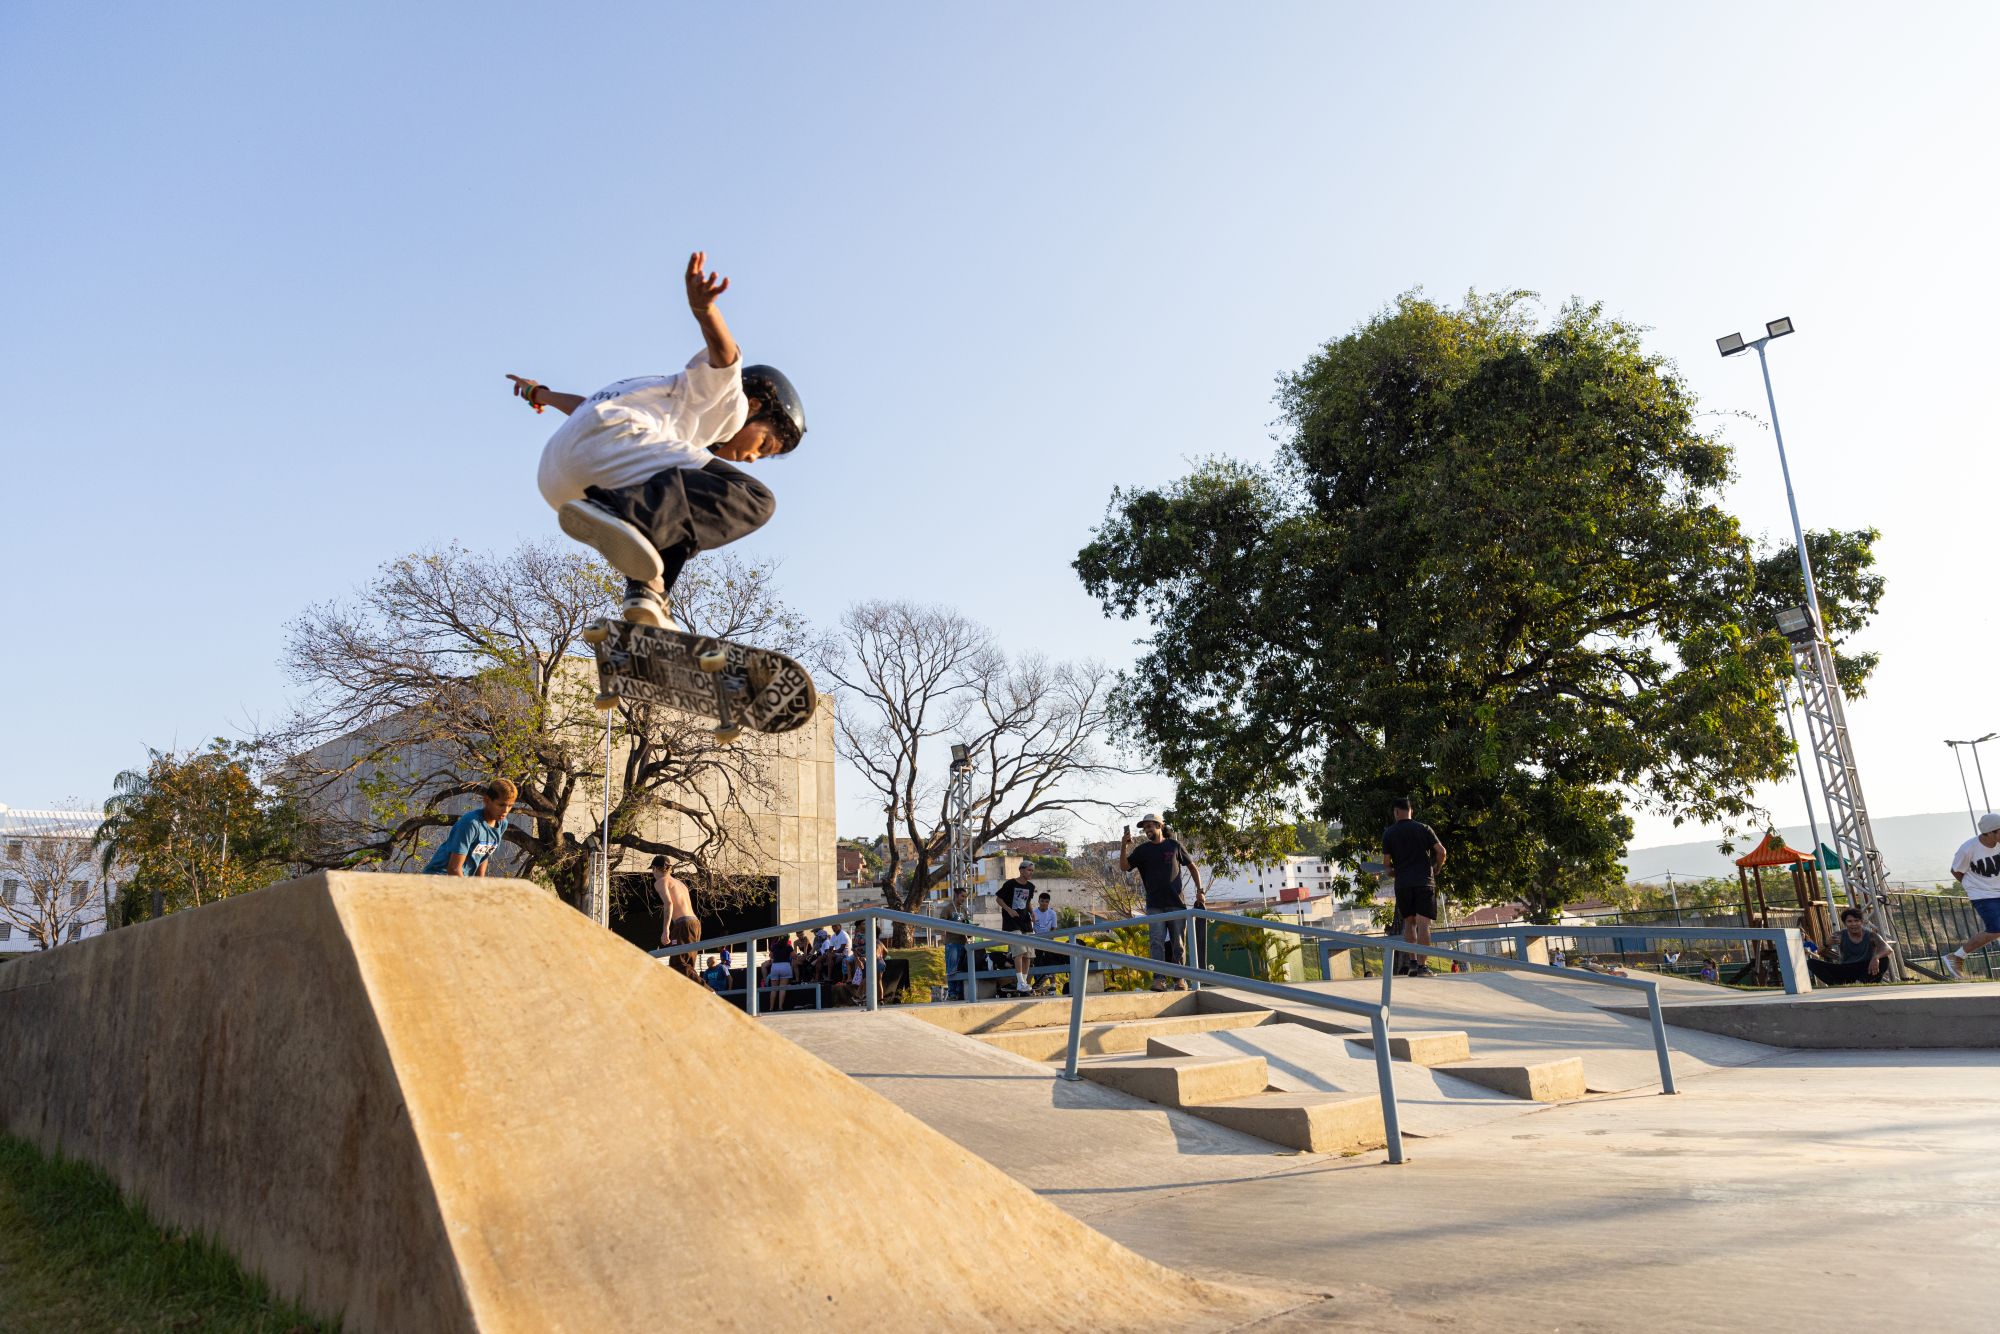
[582,620,816,739]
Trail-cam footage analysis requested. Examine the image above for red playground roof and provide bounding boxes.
[1735,832,1812,868]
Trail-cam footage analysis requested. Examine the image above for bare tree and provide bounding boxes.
[268,541,805,911]
[2,830,104,950]
[816,601,1139,944]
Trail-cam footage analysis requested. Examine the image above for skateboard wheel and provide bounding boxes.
[697,649,728,673]
[595,692,617,711]
[712,725,741,745]
[582,621,610,646]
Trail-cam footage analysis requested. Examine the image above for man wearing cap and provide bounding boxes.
[653,855,702,981]
[1121,816,1204,991]
[1939,813,2000,978]
[1382,797,1447,977]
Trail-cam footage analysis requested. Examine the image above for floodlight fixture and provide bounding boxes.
[949,742,971,771]
[1765,317,1794,339]
[1716,331,1748,357]
[1773,604,1819,645]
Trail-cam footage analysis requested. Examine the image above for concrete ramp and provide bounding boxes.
[0,873,1279,1332]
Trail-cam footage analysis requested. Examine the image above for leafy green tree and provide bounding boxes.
[1076,292,1883,920]
[97,741,305,923]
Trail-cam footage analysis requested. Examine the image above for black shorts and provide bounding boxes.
[1394,884,1437,921]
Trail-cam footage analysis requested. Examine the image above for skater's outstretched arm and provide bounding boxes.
[685,250,740,369]
[506,374,583,415]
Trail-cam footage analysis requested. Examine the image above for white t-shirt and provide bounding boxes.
[825,929,852,957]
[535,349,748,508]
[1031,906,1058,934]
[1952,836,2000,899]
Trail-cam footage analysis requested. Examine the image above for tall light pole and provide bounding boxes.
[1717,318,1818,618]
[1721,318,1897,977]
[1946,733,1996,829]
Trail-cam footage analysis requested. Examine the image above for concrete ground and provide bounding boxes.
[1089,1049,2000,1331]
[776,995,2000,1331]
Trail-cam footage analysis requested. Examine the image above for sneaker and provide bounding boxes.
[1149,978,1175,992]
[622,578,674,629]
[559,498,665,583]
[1940,951,1964,980]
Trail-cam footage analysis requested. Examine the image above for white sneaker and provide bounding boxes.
[1939,951,1964,980]
[559,499,664,583]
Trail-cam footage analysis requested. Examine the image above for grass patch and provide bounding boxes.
[0,1134,336,1333]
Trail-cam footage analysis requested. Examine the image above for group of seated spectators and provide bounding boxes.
[692,923,894,1010]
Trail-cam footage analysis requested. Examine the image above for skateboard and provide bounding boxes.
[580,620,816,743]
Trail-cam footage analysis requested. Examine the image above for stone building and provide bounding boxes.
[296,668,837,943]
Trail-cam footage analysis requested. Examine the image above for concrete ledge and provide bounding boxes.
[908,991,1194,1035]
[1441,1057,1587,1102]
[1348,1030,1473,1065]
[1083,1055,1270,1107]
[1196,989,1366,1037]
[1187,1091,1386,1154]
[977,1010,1274,1061]
[1607,985,2000,1049]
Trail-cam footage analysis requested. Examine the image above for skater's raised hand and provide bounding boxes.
[685,251,730,314]
[685,250,741,369]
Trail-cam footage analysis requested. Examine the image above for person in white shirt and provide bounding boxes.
[506,251,806,627]
[1940,813,2000,978]
[818,925,853,985]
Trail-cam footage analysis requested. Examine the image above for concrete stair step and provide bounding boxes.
[1434,1057,1587,1102]
[1078,1054,1270,1107]
[975,1009,1276,1061]
[1184,1091,1386,1155]
[1347,1030,1473,1065]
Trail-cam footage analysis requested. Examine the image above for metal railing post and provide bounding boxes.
[1368,1008,1406,1164]
[1061,956,1088,1081]
[962,928,979,1004]
[1646,986,1678,1094]
[745,937,759,1018]
[1318,941,1332,981]
[1186,906,1200,990]
[865,913,880,1013]
[1381,943,1397,1006]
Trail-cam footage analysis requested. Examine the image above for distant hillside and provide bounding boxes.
[1622,811,1978,888]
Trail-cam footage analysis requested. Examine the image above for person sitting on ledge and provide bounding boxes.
[1808,907,1892,985]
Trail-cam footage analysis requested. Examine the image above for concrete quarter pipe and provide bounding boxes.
[0,873,1282,1332]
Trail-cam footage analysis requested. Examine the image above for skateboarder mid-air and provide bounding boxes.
[507,251,806,629]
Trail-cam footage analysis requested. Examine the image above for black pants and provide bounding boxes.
[584,459,775,591]
[1807,956,1886,986]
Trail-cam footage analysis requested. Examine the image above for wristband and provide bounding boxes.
[526,383,545,413]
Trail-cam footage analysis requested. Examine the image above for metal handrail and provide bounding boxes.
[655,905,1412,1164]
[1429,922,1812,995]
[1061,906,1680,1095]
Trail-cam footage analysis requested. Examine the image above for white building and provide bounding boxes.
[1206,855,1343,907]
[0,807,115,953]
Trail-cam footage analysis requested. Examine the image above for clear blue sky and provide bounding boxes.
[3,1,1994,859]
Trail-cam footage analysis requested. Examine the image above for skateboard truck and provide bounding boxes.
[700,648,744,744]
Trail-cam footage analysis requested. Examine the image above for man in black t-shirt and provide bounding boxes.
[1121,815,1205,991]
[996,860,1038,993]
[1382,797,1446,977]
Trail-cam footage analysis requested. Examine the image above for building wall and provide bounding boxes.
[297,684,838,929]
[0,809,115,953]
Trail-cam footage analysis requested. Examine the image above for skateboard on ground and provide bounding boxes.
[581,620,816,743]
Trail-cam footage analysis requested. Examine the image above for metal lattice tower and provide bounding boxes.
[1784,622,1901,979]
[1788,642,1888,900]
[942,749,977,920]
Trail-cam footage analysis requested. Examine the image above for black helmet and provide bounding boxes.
[741,365,806,453]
